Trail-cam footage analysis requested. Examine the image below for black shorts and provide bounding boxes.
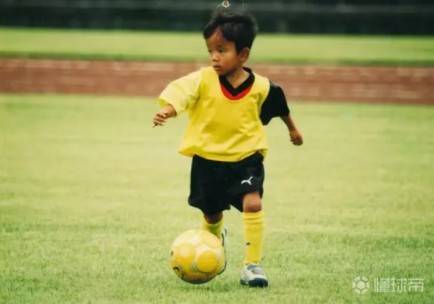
[188,152,265,214]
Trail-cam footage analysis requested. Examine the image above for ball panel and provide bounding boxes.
[180,272,213,285]
[196,249,218,273]
[171,229,198,247]
[172,243,195,269]
[200,231,222,248]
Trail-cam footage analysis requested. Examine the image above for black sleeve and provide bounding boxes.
[260,82,290,125]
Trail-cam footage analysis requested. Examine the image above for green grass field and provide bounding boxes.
[1,94,433,304]
[1,28,434,65]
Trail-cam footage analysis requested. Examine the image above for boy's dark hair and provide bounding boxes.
[203,9,258,53]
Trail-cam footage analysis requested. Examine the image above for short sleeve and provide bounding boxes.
[260,82,290,125]
[158,70,202,114]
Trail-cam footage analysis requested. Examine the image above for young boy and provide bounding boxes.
[153,9,303,287]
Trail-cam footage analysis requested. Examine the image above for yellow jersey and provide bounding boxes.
[159,66,275,162]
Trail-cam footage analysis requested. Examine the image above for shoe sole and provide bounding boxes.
[240,278,269,288]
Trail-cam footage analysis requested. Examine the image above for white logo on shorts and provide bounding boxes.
[241,176,253,186]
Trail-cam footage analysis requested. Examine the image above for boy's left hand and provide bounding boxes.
[290,129,303,146]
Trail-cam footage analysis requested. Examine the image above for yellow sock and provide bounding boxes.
[201,216,223,239]
[243,210,264,265]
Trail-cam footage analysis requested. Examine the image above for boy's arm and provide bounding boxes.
[153,104,177,127]
[260,82,303,146]
[152,70,202,127]
[280,114,303,146]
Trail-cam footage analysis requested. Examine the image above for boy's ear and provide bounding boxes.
[239,47,250,62]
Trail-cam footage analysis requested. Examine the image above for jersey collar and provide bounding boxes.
[219,67,255,100]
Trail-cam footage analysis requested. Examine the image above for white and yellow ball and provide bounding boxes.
[170,229,225,284]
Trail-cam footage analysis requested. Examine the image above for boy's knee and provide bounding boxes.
[242,192,262,213]
[204,212,223,224]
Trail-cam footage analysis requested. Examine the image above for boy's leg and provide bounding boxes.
[202,211,227,275]
[242,192,264,265]
[241,191,268,287]
[201,212,224,239]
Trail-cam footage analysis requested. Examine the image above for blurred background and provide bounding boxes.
[0,0,433,103]
[1,0,434,34]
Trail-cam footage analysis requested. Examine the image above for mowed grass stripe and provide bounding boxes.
[0,95,433,304]
[1,28,434,66]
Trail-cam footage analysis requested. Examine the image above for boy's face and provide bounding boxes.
[205,28,250,76]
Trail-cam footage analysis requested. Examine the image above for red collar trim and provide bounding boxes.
[221,83,253,101]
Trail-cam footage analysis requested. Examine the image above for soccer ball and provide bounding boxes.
[170,229,225,284]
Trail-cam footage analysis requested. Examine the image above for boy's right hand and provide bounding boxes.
[153,110,168,127]
[153,105,176,127]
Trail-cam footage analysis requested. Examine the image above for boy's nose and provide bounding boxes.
[211,53,219,62]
